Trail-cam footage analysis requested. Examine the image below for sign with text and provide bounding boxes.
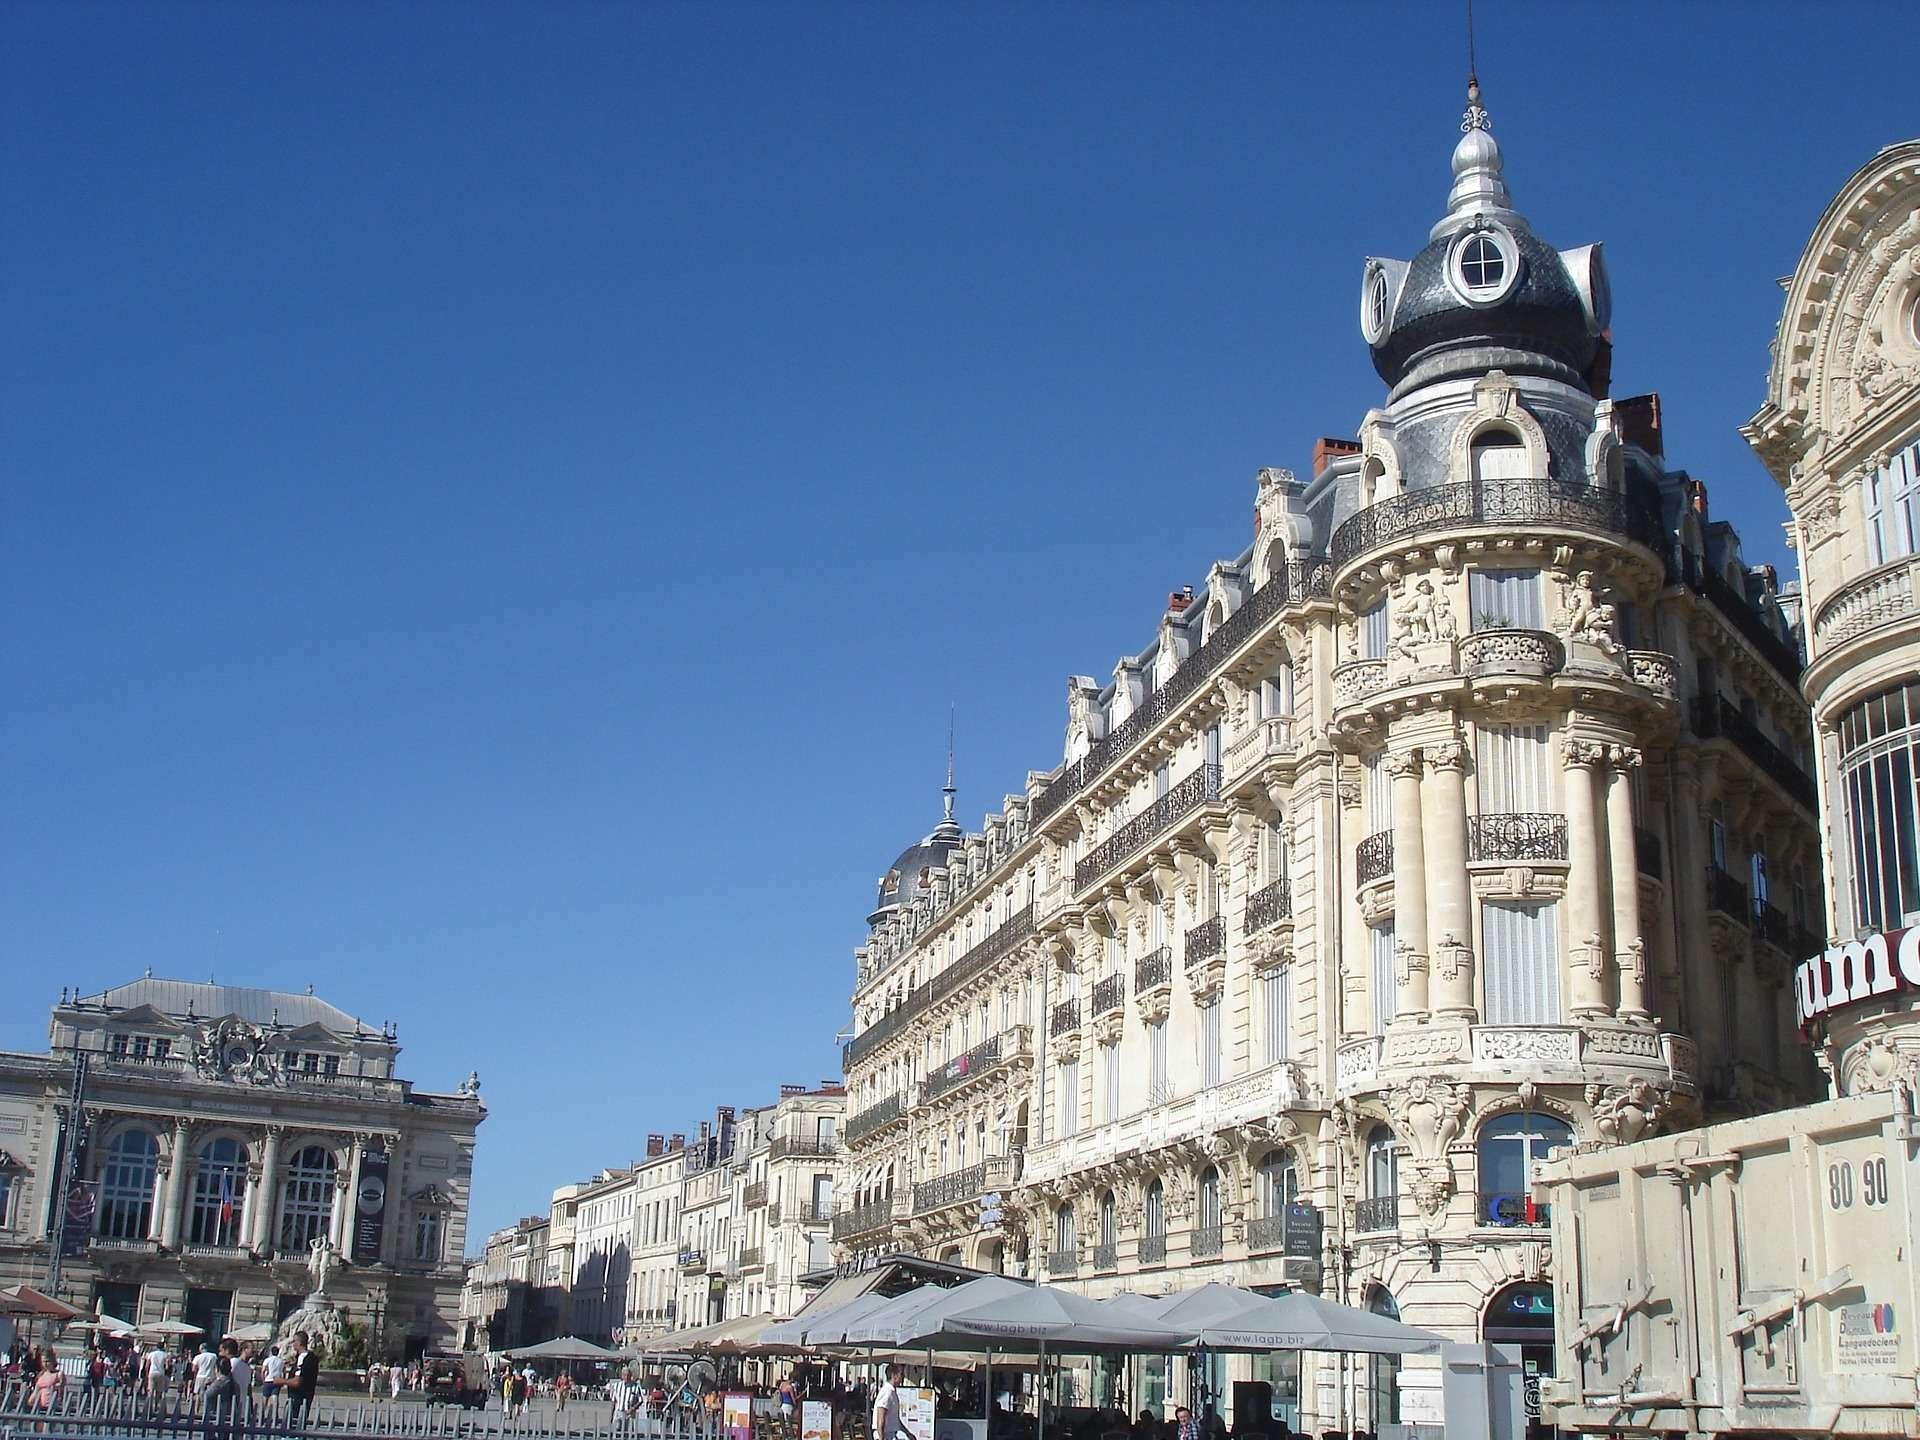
[1282,1201,1321,1259]
[351,1147,389,1264]
[802,1399,834,1440]
[900,1388,936,1440]
[1795,927,1920,1031]
[724,1393,754,1440]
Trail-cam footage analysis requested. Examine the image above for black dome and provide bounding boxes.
[870,822,962,925]
[1370,222,1597,393]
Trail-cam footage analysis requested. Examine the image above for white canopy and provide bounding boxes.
[1184,1291,1447,1356]
[930,1286,1196,1352]
[761,1290,901,1349]
[507,1336,620,1361]
[840,1276,1029,1347]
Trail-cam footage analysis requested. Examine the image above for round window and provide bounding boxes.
[1447,223,1519,306]
[1360,262,1392,345]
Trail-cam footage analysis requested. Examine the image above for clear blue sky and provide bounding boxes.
[5,2,1915,1247]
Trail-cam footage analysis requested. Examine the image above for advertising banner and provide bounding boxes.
[802,1399,834,1440]
[724,1392,754,1440]
[351,1147,390,1264]
[62,1181,97,1258]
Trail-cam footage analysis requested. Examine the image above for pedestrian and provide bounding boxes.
[390,1361,404,1401]
[202,1353,238,1440]
[1174,1407,1200,1440]
[287,1333,320,1427]
[226,1343,252,1424]
[259,1344,284,1419]
[872,1365,911,1440]
[555,1371,572,1413]
[34,1352,66,1411]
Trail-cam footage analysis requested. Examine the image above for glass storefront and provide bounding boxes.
[1838,681,1920,932]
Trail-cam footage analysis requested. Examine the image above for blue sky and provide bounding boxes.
[5,2,1915,1247]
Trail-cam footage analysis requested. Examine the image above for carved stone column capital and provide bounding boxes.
[1606,743,1643,773]
[1565,738,1610,769]
[1421,739,1469,772]
[1383,749,1423,781]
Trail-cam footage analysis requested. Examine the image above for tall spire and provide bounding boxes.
[942,705,956,825]
[1431,74,1518,240]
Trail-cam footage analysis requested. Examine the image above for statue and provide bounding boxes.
[1392,578,1455,658]
[307,1236,337,1296]
[458,1070,482,1099]
[1559,570,1621,656]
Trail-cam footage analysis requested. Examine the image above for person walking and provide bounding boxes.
[389,1361,404,1401]
[872,1364,911,1440]
[226,1343,252,1425]
[287,1333,320,1427]
[554,1370,572,1414]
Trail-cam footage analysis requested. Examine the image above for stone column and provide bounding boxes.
[160,1119,191,1249]
[1387,748,1430,1018]
[1421,739,1477,1019]
[1606,746,1651,1023]
[252,1126,284,1254]
[1563,740,1612,1019]
[336,1135,365,1253]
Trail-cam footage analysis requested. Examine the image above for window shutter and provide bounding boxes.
[1265,969,1291,1064]
[1370,922,1398,1034]
[1482,899,1561,1024]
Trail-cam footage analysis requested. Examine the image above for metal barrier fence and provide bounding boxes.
[0,1387,723,1440]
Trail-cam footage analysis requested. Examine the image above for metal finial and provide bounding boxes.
[1463,77,1491,134]
[942,705,956,824]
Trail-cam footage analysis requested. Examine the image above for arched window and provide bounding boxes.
[1366,1128,1397,1198]
[96,1129,159,1240]
[1144,1180,1165,1239]
[1053,1203,1076,1259]
[1197,1167,1222,1231]
[280,1145,338,1252]
[1471,429,1528,484]
[1257,1151,1298,1217]
[188,1137,248,1247]
[1098,1191,1116,1248]
[1476,1112,1572,1227]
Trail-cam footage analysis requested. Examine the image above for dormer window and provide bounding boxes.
[1448,223,1519,306]
[1460,236,1504,289]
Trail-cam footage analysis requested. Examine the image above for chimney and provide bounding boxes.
[1166,586,1194,614]
[1614,393,1663,457]
[822,1080,845,1093]
[779,1084,804,1097]
[645,1134,665,1157]
[669,1133,685,1151]
[1685,479,1708,522]
[1312,437,1362,476]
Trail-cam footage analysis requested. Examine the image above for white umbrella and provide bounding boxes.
[1187,1291,1446,1356]
[225,1322,276,1343]
[507,1336,619,1361]
[1130,1282,1276,1330]
[72,1311,138,1335]
[140,1319,206,1338]
[841,1277,1029,1348]
[772,1290,901,1348]
[933,1287,1196,1351]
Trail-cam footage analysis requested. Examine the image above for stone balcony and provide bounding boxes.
[1812,553,1919,665]
[1022,1059,1313,1185]
[1334,1022,1698,1099]
[921,1025,1032,1107]
[1223,716,1302,801]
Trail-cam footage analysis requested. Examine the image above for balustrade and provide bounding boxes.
[1134,946,1172,992]
[1074,765,1221,892]
[1330,477,1668,572]
[845,905,1035,1069]
[1355,831,1394,885]
[1137,1233,1167,1265]
[1184,916,1225,968]
[1245,1214,1287,1253]
[923,1034,1005,1104]
[1466,812,1568,862]
[1354,1196,1399,1234]
[1815,555,1919,650]
[1690,696,1817,810]
[1245,877,1291,933]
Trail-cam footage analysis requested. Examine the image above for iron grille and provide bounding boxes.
[1184,916,1225,968]
[1466,812,1568,862]
[1356,830,1394,885]
[1246,878,1291,933]
[1075,764,1222,892]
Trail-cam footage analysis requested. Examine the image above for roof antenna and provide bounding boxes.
[942,704,957,825]
[1464,0,1489,132]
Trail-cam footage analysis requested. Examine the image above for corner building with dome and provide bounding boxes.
[832,90,1825,1434]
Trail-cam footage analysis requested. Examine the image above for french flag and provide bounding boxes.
[219,1172,235,1227]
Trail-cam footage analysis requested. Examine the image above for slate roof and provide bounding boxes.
[68,979,377,1035]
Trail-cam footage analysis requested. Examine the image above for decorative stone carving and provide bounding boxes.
[1254,468,1299,543]
[1585,1078,1670,1146]
[1840,1035,1920,1096]
[1626,650,1678,697]
[1386,1077,1472,1216]
[1473,1026,1577,1063]
[1422,740,1469,772]
[1332,659,1390,707]
[1392,577,1458,657]
[1558,570,1622,656]
[1382,1023,1466,1066]
[1564,739,1609,769]
[191,1019,285,1087]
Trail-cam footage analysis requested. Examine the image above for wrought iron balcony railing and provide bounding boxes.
[770,1134,838,1161]
[1706,866,1750,923]
[914,1161,988,1215]
[1031,560,1331,828]
[1754,901,1793,949]
[845,1093,905,1147]
[1075,764,1222,892]
[742,1181,767,1210]
[1690,696,1817,811]
[1045,1248,1079,1277]
[1330,477,1668,573]
[1185,916,1225,968]
[1245,1214,1287,1254]
[1355,1196,1399,1233]
[739,1246,763,1269]
[1090,972,1126,1016]
[1135,946,1172,992]
[1050,998,1081,1038]
[832,1199,894,1241]
[845,904,1035,1069]
[1356,830,1394,885]
[1680,549,1803,685]
[1190,1225,1225,1259]
[1138,1233,1167,1266]
[923,1034,1004,1104]
[1091,1242,1118,1271]
[1475,1191,1550,1227]
[1467,812,1568,862]
[1635,826,1663,879]
[1246,878,1291,933]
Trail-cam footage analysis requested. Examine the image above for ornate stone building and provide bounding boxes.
[723,1085,843,1323]
[1746,138,1920,1093]
[835,87,1821,1431]
[0,979,483,1359]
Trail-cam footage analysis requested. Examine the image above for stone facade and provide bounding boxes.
[834,90,1822,1432]
[0,979,482,1360]
[723,1088,843,1322]
[1746,138,1920,1095]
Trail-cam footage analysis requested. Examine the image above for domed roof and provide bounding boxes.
[1363,82,1607,397]
[870,820,962,926]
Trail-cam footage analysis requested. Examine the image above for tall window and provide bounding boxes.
[1365,1128,1399,1203]
[280,1146,338,1252]
[1475,724,1550,814]
[1362,602,1389,660]
[1054,1204,1075,1258]
[1198,999,1223,1088]
[1370,921,1398,1034]
[1148,1019,1170,1105]
[1144,1180,1165,1242]
[1098,1192,1116,1249]
[1056,1058,1079,1138]
[415,1209,444,1261]
[1364,752,1393,831]
[1469,568,1544,630]
[1839,681,1920,931]
[0,1173,12,1229]
[1481,900,1562,1024]
[188,1137,248,1247]
[1258,1151,1298,1217]
[96,1129,159,1240]
[1266,818,1288,882]
[1198,1167,1222,1231]
[1263,968,1291,1064]
[1101,1041,1121,1123]
[1477,1112,1573,1226]
[1865,436,1920,566]
[1261,663,1293,720]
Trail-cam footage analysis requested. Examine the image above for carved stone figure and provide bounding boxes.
[307,1236,337,1296]
[1585,1078,1669,1146]
[1392,578,1455,657]
[1386,1077,1472,1216]
[1559,570,1621,655]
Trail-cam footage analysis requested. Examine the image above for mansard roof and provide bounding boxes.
[68,978,380,1037]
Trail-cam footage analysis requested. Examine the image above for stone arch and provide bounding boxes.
[1449,372,1553,484]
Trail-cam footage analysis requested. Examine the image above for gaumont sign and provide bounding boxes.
[1795,927,1920,1029]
